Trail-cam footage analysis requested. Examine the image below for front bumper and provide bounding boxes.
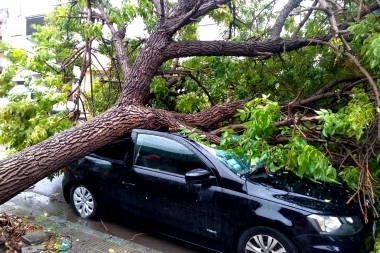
[293,227,374,253]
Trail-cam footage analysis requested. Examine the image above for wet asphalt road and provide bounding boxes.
[24,175,209,253]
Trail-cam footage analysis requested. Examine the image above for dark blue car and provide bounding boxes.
[62,129,375,253]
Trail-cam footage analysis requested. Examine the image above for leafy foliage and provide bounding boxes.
[316,91,375,140]
[216,95,337,183]
[236,95,281,139]
[0,92,71,152]
[175,92,209,113]
[179,87,375,188]
[84,79,120,116]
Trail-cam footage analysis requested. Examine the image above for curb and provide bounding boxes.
[0,194,161,253]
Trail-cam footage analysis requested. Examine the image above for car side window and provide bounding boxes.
[93,138,129,161]
[134,134,206,175]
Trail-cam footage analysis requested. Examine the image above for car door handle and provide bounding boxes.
[122,181,135,189]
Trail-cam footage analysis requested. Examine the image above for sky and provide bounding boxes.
[0,0,290,40]
[0,0,56,17]
[0,0,224,40]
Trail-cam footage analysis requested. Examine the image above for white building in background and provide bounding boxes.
[0,0,57,83]
[0,0,109,98]
[0,8,8,73]
[0,0,78,111]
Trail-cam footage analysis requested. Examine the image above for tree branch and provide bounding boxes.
[164,0,230,36]
[339,1,380,30]
[314,76,363,96]
[269,0,303,39]
[59,46,85,72]
[155,70,215,105]
[163,0,203,35]
[305,38,380,140]
[177,98,251,130]
[163,37,332,60]
[91,0,131,79]
[318,0,350,50]
[188,73,215,106]
[210,116,320,136]
[151,0,168,21]
[294,90,352,107]
[291,0,318,38]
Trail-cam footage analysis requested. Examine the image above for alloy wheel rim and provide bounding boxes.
[73,186,94,217]
[245,234,286,253]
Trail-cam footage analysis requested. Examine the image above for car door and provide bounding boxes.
[126,130,223,250]
[86,138,134,210]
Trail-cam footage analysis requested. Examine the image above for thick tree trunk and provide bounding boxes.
[0,106,154,203]
[0,98,248,203]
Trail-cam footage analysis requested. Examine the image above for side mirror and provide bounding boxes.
[185,169,211,184]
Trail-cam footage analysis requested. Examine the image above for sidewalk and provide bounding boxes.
[0,195,160,253]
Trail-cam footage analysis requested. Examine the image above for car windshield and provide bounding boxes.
[201,144,252,175]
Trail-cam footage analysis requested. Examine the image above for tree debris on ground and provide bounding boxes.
[0,212,68,253]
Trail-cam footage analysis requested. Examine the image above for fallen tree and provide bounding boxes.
[0,0,379,219]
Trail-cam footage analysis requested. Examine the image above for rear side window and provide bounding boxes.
[134,134,206,175]
[93,138,129,161]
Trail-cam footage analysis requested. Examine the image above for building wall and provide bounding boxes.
[0,0,109,115]
[0,0,57,78]
[0,8,8,70]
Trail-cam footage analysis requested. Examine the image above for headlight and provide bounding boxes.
[307,214,363,235]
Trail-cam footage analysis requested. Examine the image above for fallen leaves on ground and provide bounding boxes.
[0,212,64,253]
[0,212,41,252]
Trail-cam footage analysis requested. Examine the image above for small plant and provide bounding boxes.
[35,211,48,223]
[52,210,62,216]
[44,224,58,234]
[23,215,29,224]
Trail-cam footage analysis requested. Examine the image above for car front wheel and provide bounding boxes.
[237,226,298,253]
[70,185,98,219]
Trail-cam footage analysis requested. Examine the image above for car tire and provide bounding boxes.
[70,185,98,219]
[237,226,298,253]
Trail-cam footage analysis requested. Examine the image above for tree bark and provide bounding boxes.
[0,106,150,203]
[0,97,250,203]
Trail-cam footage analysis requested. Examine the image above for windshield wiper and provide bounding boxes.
[244,165,266,177]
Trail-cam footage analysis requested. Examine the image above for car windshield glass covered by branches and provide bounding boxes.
[201,144,251,175]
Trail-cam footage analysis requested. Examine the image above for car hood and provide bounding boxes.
[245,171,360,215]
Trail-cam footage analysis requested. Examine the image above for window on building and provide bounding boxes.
[15,81,25,86]
[0,22,3,58]
[26,16,44,36]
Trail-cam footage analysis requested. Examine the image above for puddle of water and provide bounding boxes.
[30,175,65,202]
